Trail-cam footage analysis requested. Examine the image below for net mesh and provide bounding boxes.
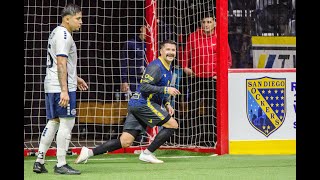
[24,0,217,152]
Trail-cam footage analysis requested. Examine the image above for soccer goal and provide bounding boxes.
[24,0,229,156]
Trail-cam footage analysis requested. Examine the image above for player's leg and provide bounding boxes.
[212,79,217,143]
[91,130,138,156]
[54,91,80,175]
[33,93,60,173]
[74,131,137,164]
[199,78,215,146]
[75,111,142,164]
[33,119,59,173]
[140,117,178,163]
[135,103,178,163]
[65,133,72,154]
[55,117,76,167]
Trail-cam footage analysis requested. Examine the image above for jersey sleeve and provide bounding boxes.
[55,30,72,57]
[140,63,165,94]
[120,41,130,83]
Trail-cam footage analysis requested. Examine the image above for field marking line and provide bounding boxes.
[25,154,218,162]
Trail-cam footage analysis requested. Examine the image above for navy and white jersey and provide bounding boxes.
[44,26,78,93]
[128,57,172,107]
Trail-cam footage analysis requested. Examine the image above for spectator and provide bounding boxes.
[255,0,292,36]
[181,12,232,145]
[229,33,252,68]
[256,0,275,11]
[120,24,147,95]
[120,23,148,144]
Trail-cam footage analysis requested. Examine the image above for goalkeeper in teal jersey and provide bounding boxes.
[75,39,181,164]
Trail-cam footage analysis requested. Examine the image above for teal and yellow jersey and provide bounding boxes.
[128,56,172,107]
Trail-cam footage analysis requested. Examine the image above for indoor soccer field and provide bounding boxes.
[24,150,296,179]
[24,0,296,179]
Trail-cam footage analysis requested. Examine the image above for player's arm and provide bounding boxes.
[162,94,174,116]
[57,56,69,107]
[120,41,129,82]
[163,96,174,115]
[55,30,72,107]
[140,63,163,93]
[57,56,68,92]
[182,34,195,76]
[140,64,180,96]
[77,76,88,91]
[162,94,171,108]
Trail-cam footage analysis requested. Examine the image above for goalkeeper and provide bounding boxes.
[75,39,180,164]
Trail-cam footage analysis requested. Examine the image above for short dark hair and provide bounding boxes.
[202,11,215,20]
[159,39,176,49]
[61,4,81,17]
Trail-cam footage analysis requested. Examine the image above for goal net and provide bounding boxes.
[24,0,225,155]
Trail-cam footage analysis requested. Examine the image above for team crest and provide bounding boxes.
[246,77,286,137]
[71,109,77,115]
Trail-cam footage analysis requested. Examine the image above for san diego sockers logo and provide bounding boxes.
[246,77,286,137]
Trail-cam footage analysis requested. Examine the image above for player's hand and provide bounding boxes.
[183,67,195,76]
[121,83,129,92]
[167,87,181,97]
[165,104,174,116]
[77,77,88,91]
[59,91,69,108]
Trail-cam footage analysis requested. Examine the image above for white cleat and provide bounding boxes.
[139,152,164,164]
[74,146,90,164]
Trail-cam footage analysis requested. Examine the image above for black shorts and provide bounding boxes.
[123,102,171,131]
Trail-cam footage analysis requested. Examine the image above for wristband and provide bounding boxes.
[164,87,168,94]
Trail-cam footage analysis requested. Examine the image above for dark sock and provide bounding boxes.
[147,128,175,153]
[92,139,122,156]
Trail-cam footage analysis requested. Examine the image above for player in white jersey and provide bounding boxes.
[33,3,88,175]
[44,25,78,93]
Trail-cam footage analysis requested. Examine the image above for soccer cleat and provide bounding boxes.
[139,152,164,164]
[74,146,90,164]
[33,162,48,173]
[54,164,81,175]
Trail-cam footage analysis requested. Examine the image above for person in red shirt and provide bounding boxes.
[180,12,232,145]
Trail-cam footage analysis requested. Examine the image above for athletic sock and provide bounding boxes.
[143,149,152,155]
[92,139,122,156]
[147,128,175,153]
[36,120,59,164]
[56,117,75,167]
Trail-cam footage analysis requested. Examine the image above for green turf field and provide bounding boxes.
[24,150,296,180]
